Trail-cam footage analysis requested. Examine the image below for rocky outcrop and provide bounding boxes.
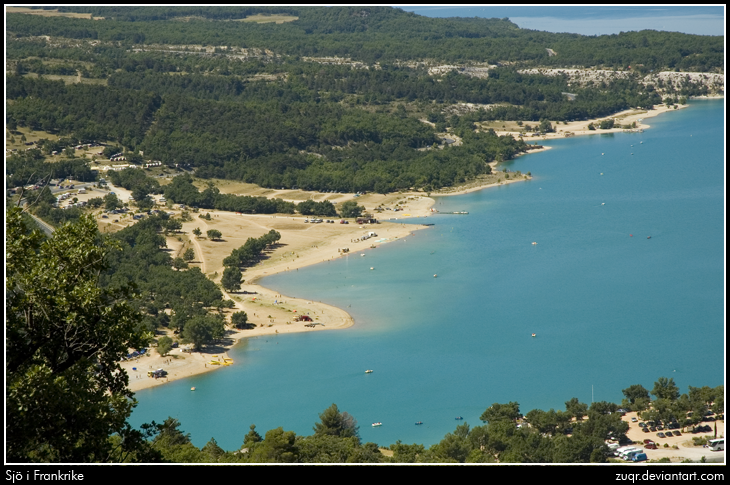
[516,68,724,95]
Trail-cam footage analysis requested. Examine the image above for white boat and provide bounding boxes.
[372,422,382,427]
[365,370,373,373]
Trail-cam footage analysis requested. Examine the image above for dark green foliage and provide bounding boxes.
[7,75,160,148]
[599,118,615,129]
[99,214,224,340]
[243,425,262,446]
[9,7,711,193]
[480,401,521,423]
[339,200,364,218]
[7,8,722,70]
[221,267,242,292]
[104,193,122,211]
[651,377,680,401]
[156,336,173,356]
[313,404,360,443]
[223,230,280,269]
[6,149,95,188]
[6,208,148,462]
[172,257,188,270]
[245,428,298,463]
[622,384,650,406]
[297,199,338,217]
[565,397,589,421]
[231,311,250,329]
[163,174,296,213]
[109,168,161,197]
[182,314,225,351]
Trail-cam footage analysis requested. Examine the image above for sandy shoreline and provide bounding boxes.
[123,102,688,393]
[490,103,688,142]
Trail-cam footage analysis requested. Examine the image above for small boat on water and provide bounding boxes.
[532,333,536,337]
[372,422,382,427]
[365,370,373,374]
[415,421,423,425]
[191,387,196,391]
[455,416,463,420]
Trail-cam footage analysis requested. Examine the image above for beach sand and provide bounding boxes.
[490,103,686,142]
[122,103,686,393]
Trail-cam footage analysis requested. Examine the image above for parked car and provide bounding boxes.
[632,453,648,462]
[657,432,666,438]
[672,431,682,437]
[644,443,658,450]
[631,417,638,422]
[643,439,654,444]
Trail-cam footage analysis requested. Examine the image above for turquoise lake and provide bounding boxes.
[130,100,724,450]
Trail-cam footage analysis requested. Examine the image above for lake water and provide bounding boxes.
[395,6,725,36]
[130,100,724,450]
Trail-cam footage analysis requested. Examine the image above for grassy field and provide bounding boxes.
[22,73,107,86]
[236,14,298,24]
[6,127,59,149]
[6,7,101,20]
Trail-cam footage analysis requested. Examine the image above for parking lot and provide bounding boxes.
[618,410,724,462]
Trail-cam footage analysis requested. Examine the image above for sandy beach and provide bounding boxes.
[121,102,688,393]
[489,103,687,141]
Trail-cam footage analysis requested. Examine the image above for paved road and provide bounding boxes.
[28,213,55,237]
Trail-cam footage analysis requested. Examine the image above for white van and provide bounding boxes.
[619,447,641,459]
[708,438,724,451]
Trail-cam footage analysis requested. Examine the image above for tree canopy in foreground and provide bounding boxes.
[5,208,158,462]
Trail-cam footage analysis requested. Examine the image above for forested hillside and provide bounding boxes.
[6,6,723,193]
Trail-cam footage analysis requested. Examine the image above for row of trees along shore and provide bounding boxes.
[7,174,723,463]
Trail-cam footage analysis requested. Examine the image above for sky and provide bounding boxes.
[395,6,725,36]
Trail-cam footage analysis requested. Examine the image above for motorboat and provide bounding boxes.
[365,370,373,373]
[415,421,423,425]
[372,422,382,427]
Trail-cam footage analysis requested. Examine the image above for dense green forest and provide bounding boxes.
[6,6,722,194]
[7,7,724,69]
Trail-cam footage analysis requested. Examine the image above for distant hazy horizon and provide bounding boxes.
[396,6,725,36]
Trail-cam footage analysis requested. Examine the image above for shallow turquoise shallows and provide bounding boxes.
[130,100,724,451]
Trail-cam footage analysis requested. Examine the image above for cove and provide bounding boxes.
[130,100,724,451]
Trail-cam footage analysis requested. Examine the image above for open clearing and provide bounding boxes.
[236,14,299,24]
[21,73,107,86]
[6,7,101,20]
